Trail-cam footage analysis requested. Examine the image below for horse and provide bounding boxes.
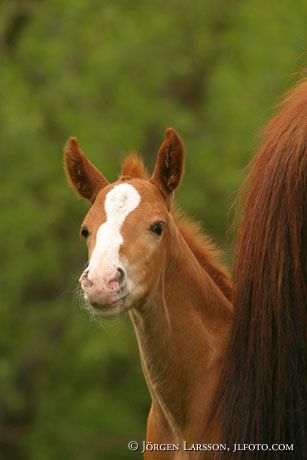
[64,81,306,459]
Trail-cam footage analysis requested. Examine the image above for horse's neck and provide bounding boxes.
[130,226,233,441]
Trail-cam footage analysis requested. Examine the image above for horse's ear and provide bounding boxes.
[151,128,184,205]
[64,137,109,203]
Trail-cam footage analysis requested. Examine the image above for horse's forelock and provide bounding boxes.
[120,152,149,179]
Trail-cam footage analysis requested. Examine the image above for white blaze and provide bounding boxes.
[87,183,141,283]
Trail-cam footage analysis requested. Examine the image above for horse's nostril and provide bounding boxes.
[108,268,126,292]
[117,267,126,288]
[80,269,93,288]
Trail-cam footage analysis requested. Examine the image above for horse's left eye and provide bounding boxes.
[150,222,164,236]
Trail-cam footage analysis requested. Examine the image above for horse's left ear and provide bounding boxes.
[151,128,184,205]
[64,137,109,203]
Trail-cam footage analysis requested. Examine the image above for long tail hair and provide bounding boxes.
[212,80,307,459]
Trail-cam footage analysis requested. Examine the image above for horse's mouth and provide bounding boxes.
[87,293,130,316]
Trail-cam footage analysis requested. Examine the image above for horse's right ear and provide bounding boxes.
[64,137,109,203]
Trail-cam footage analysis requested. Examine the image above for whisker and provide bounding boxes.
[65,280,126,331]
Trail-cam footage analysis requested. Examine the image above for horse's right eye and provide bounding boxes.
[80,227,89,239]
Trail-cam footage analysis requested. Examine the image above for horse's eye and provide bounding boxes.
[150,222,164,236]
[80,227,89,239]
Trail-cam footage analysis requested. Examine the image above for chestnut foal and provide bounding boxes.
[65,82,306,460]
[64,129,233,458]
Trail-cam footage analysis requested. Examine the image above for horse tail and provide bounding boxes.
[212,80,307,459]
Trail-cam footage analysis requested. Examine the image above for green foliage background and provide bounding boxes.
[0,1,306,459]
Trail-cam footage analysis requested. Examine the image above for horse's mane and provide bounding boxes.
[174,210,233,302]
[121,153,233,303]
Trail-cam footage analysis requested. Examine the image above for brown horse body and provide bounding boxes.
[64,81,306,459]
[130,216,232,458]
